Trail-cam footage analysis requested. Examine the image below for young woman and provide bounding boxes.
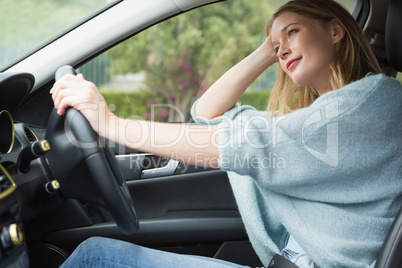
[52,0,402,267]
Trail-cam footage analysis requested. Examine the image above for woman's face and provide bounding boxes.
[271,12,340,95]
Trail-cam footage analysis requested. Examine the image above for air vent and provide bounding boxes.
[23,126,38,143]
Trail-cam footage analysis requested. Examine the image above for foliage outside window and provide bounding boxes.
[89,0,274,122]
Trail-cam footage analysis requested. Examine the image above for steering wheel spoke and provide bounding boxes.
[45,96,138,234]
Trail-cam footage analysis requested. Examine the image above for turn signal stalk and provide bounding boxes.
[18,140,50,173]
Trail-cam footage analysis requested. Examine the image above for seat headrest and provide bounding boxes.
[386,0,402,72]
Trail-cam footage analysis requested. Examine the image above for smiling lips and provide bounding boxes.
[286,57,302,70]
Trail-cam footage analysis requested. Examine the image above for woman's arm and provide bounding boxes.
[50,74,219,168]
[194,36,277,120]
[111,118,220,168]
[50,38,277,166]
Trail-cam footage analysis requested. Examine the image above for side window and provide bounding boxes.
[80,0,358,123]
[79,0,274,123]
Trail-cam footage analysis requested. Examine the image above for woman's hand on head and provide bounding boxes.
[50,73,113,134]
[262,35,279,65]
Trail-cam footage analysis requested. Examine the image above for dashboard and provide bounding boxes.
[0,72,53,268]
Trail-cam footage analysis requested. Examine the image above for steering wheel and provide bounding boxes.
[45,66,138,234]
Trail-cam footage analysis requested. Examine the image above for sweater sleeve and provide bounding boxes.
[216,99,340,186]
[190,99,256,125]
[190,94,348,194]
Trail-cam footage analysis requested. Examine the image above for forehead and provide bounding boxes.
[271,12,317,38]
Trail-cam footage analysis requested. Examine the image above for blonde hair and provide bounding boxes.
[265,0,381,116]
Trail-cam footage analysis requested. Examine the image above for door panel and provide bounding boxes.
[35,165,264,266]
[128,169,239,219]
[38,164,246,245]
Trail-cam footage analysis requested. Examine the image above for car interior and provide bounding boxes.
[0,0,401,267]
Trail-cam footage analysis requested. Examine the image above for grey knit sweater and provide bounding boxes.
[191,73,402,267]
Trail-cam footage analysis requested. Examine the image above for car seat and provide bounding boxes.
[373,0,402,267]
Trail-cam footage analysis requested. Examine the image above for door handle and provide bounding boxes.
[141,159,179,179]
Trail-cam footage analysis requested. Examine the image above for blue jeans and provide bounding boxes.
[60,237,250,268]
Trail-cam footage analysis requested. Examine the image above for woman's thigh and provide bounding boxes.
[60,237,250,268]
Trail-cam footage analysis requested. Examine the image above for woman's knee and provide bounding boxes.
[76,236,106,252]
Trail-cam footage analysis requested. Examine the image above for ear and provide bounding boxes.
[330,19,346,44]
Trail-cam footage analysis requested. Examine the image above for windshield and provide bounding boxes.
[0,0,119,71]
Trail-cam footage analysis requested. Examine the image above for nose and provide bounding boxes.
[278,44,290,60]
